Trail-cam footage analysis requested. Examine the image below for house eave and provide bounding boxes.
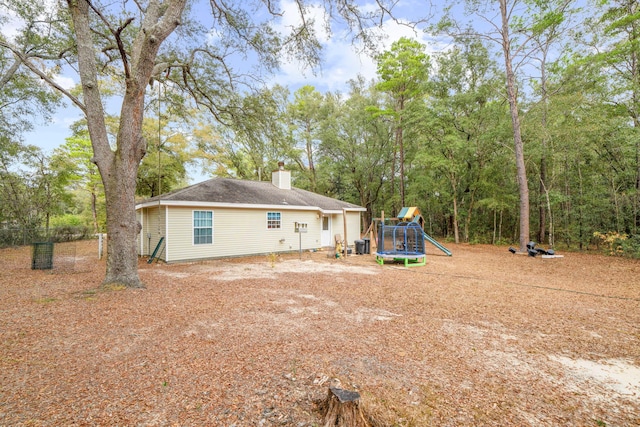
[135,200,365,212]
[321,208,367,214]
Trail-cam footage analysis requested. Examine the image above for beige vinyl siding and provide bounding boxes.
[135,203,363,262]
[139,206,165,259]
[165,206,324,262]
[326,212,362,248]
[345,211,361,247]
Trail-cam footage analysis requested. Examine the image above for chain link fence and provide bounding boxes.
[0,226,96,273]
[0,226,93,248]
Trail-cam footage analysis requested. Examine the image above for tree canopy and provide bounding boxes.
[2,0,640,265]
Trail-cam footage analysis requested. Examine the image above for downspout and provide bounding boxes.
[343,208,348,258]
[140,208,144,255]
[165,205,169,262]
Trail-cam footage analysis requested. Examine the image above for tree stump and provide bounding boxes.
[319,386,371,427]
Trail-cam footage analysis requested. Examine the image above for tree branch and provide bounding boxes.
[0,40,85,113]
[262,0,283,16]
[86,0,134,79]
[0,53,22,88]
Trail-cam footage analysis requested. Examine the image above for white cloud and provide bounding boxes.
[61,114,83,127]
[271,6,439,93]
[0,10,22,41]
[1,0,63,42]
[53,75,76,90]
[277,0,331,43]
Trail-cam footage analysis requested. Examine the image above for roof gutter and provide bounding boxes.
[135,200,365,212]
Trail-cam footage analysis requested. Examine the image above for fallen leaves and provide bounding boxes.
[0,241,639,425]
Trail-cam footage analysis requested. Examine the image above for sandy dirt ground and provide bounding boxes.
[0,241,639,426]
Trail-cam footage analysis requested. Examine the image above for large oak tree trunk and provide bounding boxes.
[100,70,149,288]
[103,153,143,287]
[68,0,186,288]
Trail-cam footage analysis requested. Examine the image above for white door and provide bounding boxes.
[321,215,331,247]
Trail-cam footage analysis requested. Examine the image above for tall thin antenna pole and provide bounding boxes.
[157,83,162,241]
[158,82,162,197]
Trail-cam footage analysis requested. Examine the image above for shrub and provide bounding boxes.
[620,235,640,259]
[50,214,85,228]
[50,226,92,243]
[593,231,628,257]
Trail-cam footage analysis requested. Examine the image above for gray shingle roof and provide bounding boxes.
[138,177,364,211]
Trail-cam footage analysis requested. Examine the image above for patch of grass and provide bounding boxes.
[102,283,127,292]
[34,297,57,304]
[354,382,442,427]
[70,288,100,301]
[267,252,277,268]
[0,355,20,364]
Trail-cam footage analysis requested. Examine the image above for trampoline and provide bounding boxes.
[375,221,426,267]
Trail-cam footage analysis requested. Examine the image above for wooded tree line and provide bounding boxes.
[195,21,640,255]
[1,0,639,285]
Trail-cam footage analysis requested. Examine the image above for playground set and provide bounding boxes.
[365,207,451,267]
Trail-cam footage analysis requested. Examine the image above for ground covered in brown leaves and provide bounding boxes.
[1,241,639,426]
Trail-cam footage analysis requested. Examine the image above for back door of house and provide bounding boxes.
[321,215,331,247]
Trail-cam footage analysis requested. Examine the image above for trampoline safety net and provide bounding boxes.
[377,222,425,256]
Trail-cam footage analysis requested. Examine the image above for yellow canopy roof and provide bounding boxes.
[398,206,421,220]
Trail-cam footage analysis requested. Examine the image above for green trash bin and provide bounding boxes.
[32,242,54,270]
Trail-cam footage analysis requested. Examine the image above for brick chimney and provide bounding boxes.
[271,161,291,190]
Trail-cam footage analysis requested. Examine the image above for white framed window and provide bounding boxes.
[193,210,213,245]
[267,212,281,229]
[322,216,329,231]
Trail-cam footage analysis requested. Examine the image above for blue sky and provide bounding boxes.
[13,0,448,183]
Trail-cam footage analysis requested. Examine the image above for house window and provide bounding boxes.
[193,210,213,244]
[267,212,281,229]
[322,216,329,231]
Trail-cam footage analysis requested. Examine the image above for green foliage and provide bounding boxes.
[375,37,430,100]
[3,0,640,256]
[594,231,640,258]
[50,214,84,228]
[316,77,394,225]
[620,235,640,259]
[0,141,74,229]
[287,85,328,192]
[413,36,508,242]
[593,231,628,256]
[195,86,292,182]
[373,37,431,209]
[136,116,191,197]
[0,45,62,143]
[54,132,106,232]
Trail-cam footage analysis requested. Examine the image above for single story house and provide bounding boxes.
[135,164,366,263]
